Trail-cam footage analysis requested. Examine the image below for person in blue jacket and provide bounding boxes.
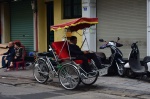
[0,42,15,69]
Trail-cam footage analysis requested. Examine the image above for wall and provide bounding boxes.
[53,0,83,46]
[1,3,10,43]
[37,0,47,52]
[37,0,83,53]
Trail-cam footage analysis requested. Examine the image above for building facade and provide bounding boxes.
[0,0,150,58]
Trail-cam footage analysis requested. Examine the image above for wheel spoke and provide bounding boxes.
[33,59,49,83]
[59,64,80,90]
[81,61,98,85]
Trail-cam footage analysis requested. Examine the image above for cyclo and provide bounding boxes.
[33,17,109,90]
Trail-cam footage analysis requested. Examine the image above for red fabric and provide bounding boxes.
[51,41,84,64]
[13,40,21,44]
[51,17,98,32]
[51,41,69,59]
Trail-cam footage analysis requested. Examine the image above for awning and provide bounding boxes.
[51,17,98,32]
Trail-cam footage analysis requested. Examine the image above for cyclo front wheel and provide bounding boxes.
[33,58,49,83]
[81,60,99,85]
[58,63,80,90]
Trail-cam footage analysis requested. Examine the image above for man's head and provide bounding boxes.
[70,36,77,44]
[8,42,14,48]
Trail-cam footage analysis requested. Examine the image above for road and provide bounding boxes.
[0,76,150,99]
[0,83,135,99]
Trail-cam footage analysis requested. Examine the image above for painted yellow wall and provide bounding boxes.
[37,0,47,52]
[53,0,83,46]
[1,3,10,43]
[37,0,83,52]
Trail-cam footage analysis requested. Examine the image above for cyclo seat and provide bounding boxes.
[51,41,85,64]
[38,52,54,57]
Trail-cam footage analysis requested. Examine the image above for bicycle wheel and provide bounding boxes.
[81,60,99,85]
[33,58,49,83]
[58,64,80,90]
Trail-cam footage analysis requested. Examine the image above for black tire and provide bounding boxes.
[117,63,126,77]
[81,60,99,85]
[125,69,137,78]
[58,64,80,90]
[33,58,49,83]
[106,66,117,76]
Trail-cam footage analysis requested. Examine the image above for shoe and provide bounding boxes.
[88,71,97,76]
[97,65,105,69]
[4,68,10,72]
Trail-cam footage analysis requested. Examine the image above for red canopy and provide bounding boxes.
[51,17,98,32]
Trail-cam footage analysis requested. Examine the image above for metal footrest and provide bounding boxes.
[99,67,109,76]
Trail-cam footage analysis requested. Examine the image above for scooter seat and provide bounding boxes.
[129,58,146,73]
[143,56,150,63]
[132,67,146,73]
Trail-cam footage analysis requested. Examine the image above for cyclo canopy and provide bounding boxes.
[50,17,98,32]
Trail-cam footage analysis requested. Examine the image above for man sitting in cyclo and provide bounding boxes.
[69,36,104,73]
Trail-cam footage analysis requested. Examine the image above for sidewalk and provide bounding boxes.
[0,65,34,79]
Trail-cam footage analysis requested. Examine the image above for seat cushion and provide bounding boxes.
[51,41,69,59]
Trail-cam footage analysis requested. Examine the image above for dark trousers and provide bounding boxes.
[76,53,102,72]
[2,56,13,68]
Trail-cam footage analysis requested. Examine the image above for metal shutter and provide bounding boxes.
[97,0,147,58]
[10,0,33,52]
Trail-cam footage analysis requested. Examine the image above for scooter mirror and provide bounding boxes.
[99,39,104,42]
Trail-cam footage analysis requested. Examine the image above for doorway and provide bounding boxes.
[47,1,54,51]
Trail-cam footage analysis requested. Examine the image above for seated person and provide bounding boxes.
[9,42,23,68]
[69,36,103,73]
[0,42,15,69]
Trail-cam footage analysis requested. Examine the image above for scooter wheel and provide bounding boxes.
[117,63,126,77]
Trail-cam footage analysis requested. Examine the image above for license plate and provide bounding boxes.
[99,67,108,76]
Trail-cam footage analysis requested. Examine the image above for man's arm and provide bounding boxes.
[3,49,10,55]
[6,48,15,57]
[69,44,84,55]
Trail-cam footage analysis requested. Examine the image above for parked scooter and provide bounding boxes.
[124,42,150,78]
[99,37,125,76]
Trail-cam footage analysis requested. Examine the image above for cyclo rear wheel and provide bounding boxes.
[58,63,80,90]
[33,58,49,83]
[81,60,99,85]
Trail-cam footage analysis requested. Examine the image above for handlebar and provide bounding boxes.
[99,37,123,49]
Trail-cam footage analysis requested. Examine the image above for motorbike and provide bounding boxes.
[124,42,150,78]
[98,37,125,76]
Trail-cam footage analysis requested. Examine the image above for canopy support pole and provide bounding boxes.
[81,29,90,50]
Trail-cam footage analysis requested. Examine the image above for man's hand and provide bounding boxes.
[0,53,4,56]
[14,56,17,59]
[4,56,6,60]
[83,51,90,54]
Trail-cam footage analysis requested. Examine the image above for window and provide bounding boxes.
[63,0,82,19]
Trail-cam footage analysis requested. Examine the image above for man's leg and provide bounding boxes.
[85,53,103,69]
[76,55,91,72]
[2,56,6,68]
[5,56,13,69]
